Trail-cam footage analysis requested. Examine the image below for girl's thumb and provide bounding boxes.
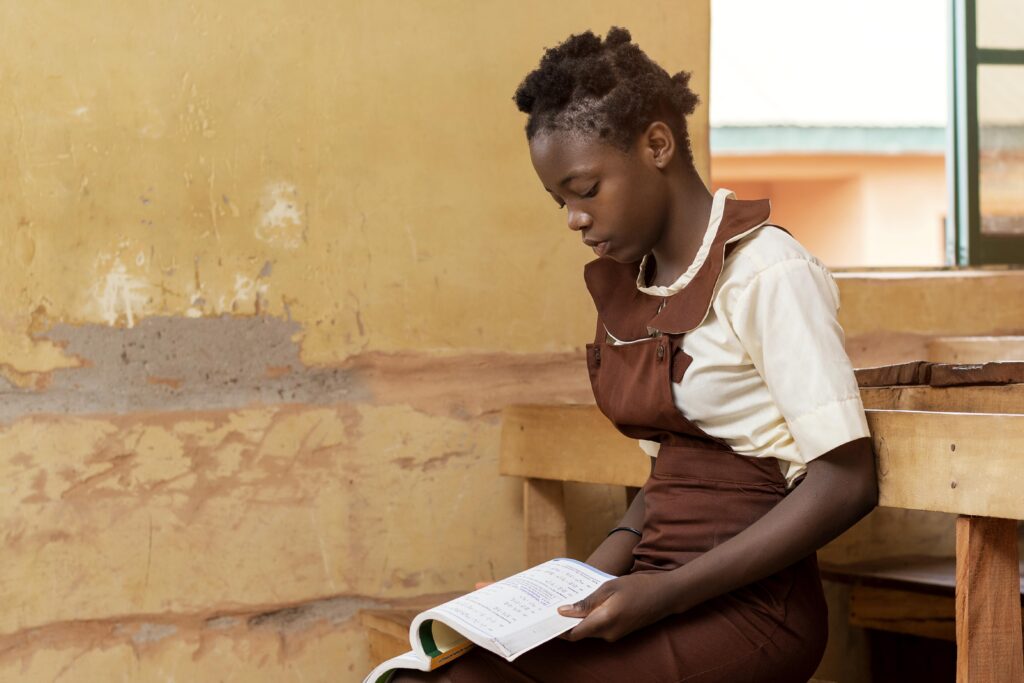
[557,601,585,617]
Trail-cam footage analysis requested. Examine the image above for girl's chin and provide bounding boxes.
[605,246,640,264]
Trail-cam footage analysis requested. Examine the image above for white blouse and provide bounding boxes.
[620,188,870,488]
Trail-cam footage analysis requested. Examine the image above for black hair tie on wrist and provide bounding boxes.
[606,526,643,538]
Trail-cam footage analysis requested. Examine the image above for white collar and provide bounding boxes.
[635,187,735,296]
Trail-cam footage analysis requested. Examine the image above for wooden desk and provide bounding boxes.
[500,363,1024,682]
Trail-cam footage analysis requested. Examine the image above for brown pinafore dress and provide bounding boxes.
[445,197,829,682]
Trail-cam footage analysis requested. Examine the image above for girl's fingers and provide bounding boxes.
[560,605,614,641]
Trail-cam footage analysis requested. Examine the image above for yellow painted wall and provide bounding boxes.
[0,2,711,680]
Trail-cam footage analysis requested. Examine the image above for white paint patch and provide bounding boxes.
[256,181,304,249]
[184,292,205,318]
[72,106,89,118]
[92,257,151,328]
[230,273,269,313]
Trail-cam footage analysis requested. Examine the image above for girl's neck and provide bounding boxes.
[647,170,714,288]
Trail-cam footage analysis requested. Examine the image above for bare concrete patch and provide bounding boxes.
[0,315,593,422]
[130,622,178,644]
[0,316,365,422]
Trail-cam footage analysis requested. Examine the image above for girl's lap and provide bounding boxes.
[433,558,827,683]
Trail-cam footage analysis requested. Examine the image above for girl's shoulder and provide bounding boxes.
[720,224,832,291]
[712,225,840,313]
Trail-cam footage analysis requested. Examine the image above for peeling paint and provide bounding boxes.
[256,182,304,249]
[91,257,152,328]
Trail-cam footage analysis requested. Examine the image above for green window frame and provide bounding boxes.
[948,0,1024,265]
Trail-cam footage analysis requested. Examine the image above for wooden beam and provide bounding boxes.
[499,405,647,487]
[835,271,1024,367]
[358,591,465,664]
[866,410,1024,520]
[524,478,567,567]
[502,407,1024,520]
[861,384,1024,414]
[849,584,957,641]
[836,271,1024,340]
[955,516,1024,683]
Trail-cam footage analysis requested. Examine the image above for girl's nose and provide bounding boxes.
[567,208,592,232]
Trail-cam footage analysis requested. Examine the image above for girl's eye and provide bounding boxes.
[582,183,599,199]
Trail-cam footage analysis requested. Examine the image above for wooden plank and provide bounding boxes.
[499,405,648,487]
[835,271,1024,367]
[849,584,957,641]
[835,271,1024,340]
[855,361,1024,388]
[359,591,465,664]
[524,478,567,567]
[929,336,1024,363]
[956,516,1024,683]
[867,410,1024,520]
[502,407,1024,521]
[861,384,1024,414]
[821,555,960,594]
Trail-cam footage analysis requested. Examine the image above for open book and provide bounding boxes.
[363,558,614,683]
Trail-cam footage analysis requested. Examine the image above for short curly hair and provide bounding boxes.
[513,26,701,165]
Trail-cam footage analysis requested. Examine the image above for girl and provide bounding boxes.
[394,26,877,682]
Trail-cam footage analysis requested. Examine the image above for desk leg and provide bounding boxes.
[524,478,567,567]
[955,515,1024,682]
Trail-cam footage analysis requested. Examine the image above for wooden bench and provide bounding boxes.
[358,591,464,664]
[499,365,1024,682]
[819,553,1024,642]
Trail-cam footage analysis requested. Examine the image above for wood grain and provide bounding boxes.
[499,405,647,486]
[860,384,1024,414]
[850,584,957,640]
[955,516,1024,682]
[867,410,1024,520]
[524,478,568,567]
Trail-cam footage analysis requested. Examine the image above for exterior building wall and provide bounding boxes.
[712,153,947,267]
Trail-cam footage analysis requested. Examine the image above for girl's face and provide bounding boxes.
[528,129,669,264]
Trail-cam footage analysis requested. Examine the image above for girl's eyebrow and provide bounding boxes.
[543,169,597,193]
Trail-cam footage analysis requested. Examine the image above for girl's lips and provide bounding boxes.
[592,241,610,257]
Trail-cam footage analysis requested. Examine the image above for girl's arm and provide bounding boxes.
[559,436,877,641]
[583,458,653,576]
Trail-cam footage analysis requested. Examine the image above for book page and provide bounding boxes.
[422,558,613,659]
[362,651,426,683]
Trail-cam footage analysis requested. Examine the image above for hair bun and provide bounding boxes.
[561,31,603,59]
[605,26,632,47]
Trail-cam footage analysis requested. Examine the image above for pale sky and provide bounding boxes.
[710,0,949,127]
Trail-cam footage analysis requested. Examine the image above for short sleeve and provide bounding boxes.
[729,258,870,464]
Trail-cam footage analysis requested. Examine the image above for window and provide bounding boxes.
[949,0,1024,264]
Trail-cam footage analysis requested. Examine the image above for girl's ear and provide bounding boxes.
[641,121,676,170]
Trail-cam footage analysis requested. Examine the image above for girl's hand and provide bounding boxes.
[556,571,674,642]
